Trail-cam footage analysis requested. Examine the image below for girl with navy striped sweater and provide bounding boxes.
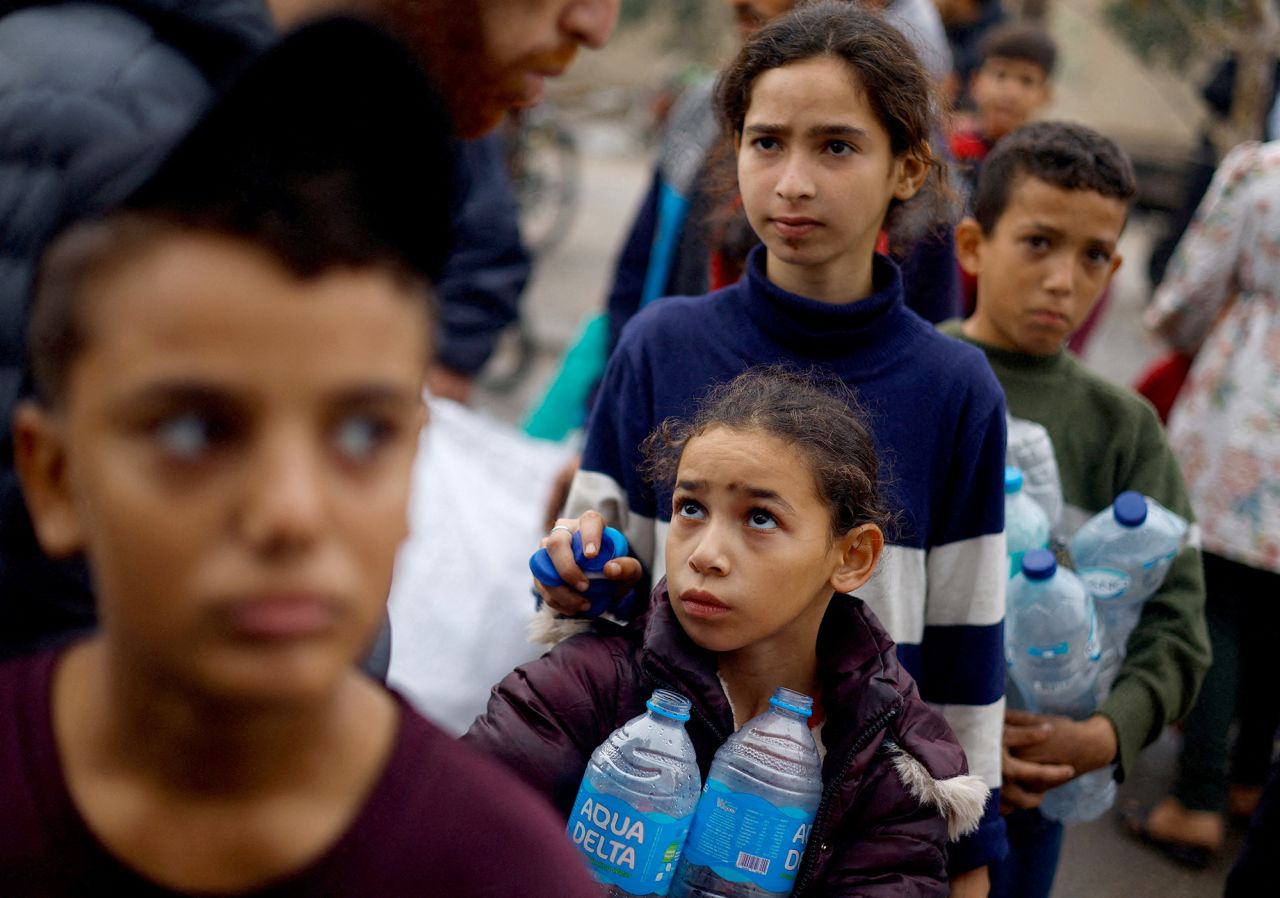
[537,2,1009,886]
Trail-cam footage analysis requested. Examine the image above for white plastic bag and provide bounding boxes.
[387,397,575,735]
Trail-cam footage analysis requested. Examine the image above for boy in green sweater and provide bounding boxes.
[942,121,1210,898]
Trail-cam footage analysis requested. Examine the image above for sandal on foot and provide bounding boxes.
[1119,804,1215,869]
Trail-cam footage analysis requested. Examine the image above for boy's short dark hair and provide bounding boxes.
[978,22,1057,78]
[972,121,1137,235]
[27,17,454,408]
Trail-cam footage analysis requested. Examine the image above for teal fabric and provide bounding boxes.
[521,313,611,441]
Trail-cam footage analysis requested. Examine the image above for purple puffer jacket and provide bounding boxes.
[465,583,988,897]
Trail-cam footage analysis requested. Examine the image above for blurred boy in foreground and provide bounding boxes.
[0,20,603,897]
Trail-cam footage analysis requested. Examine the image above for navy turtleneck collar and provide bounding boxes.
[736,244,926,368]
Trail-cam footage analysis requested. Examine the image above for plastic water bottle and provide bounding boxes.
[1005,466,1050,578]
[568,690,702,896]
[1005,549,1116,824]
[671,688,823,898]
[1070,491,1187,666]
[530,525,635,618]
[1007,415,1063,532]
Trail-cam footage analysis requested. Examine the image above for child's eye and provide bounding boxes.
[333,414,395,463]
[746,509,778,530]
[675,498,706,520]
[752,136,781,152]
[1024,235,1050,252]
[153,412,226,462]
[826,140,853,157]
[1084,247,1113,266]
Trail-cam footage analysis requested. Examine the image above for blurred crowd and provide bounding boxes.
[0,1,1275,897]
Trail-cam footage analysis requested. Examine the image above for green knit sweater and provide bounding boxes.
[940,321,1210,778]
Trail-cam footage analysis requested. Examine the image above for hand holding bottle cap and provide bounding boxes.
[530,523,637,618]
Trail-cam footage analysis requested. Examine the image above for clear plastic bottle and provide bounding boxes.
[1069,491,1187,666]
[1005,466,1051,578]
[568,689,702,896]
[1005,549,1116,824]
[670,688,823,898]
[1007,415,1063,532]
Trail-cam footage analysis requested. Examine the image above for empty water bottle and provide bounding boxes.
[568,690,702,896]
[1005,466,1051,578]
[671,688,823,898]
[531,525,635,618]
[1070,491,1187,663]
[1005,549,1115,824]
[1007,416,1063,531]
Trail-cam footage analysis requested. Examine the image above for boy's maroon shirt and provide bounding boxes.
[0,648,604,897]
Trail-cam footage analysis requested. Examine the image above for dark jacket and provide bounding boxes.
[0,0,274,658]
[436,135,532,376]
[465,584,989,897]
[0,0,273,413]
[0,2,528,659]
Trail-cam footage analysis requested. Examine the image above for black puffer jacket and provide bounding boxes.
[0,0,274,657]
[466,582,990,897]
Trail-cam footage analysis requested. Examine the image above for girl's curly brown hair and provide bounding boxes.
[640,366,895,540]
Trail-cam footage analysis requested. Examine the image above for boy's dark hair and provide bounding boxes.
[641,366,893,539]
[972,121,1137,235]
[26,17,453,408]
[978,22,1057,78]
[715,0,955,247]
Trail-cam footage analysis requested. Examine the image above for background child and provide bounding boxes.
[468,368,989,896]
[949,21,1057,201]
[538,3,1009,888]
[0,20,603,897]
[944,121,1210,898]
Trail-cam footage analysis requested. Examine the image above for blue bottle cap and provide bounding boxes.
[1021,547,1057,581]
[528,526,631,584]
[1113,491,1148,528]
[528,546,563,588]
[576,526,630,573]
[1004,466,1024,494]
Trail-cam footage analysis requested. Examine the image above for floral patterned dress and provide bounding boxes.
[1146,141,1280,573]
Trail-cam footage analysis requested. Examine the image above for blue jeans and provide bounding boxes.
[989,809,1064,898]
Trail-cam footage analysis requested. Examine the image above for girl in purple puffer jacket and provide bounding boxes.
[465,369,988,896]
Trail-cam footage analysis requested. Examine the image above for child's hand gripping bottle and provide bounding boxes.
[568,690,702,896]
[530,525,636,619]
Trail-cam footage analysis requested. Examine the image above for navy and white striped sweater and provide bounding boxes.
[566,244,1009,870]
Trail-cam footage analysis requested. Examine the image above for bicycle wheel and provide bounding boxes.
[512,117,580,256]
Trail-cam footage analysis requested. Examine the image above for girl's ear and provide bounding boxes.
[829,523,884,595]
[12,403,84,559]
[892,152,929,202]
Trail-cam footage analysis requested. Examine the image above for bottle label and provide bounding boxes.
[1080,566,1131,602]
[681,778,815,893]
[1140,547,1178,571]
[1008,549,1026,580]
[567,779,691,895]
